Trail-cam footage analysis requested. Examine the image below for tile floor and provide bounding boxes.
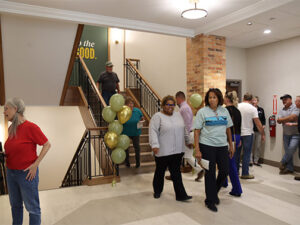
[0,164,299,225]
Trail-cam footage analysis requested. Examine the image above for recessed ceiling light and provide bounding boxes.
[264,29,271,34]
[247,22,253,26]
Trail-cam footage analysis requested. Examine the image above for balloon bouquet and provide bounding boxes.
[102,94,132,186]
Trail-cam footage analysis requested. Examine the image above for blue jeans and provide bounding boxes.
[102,90,116,106]
[235,135,253,176]
[6,168,41,225]
[281,134,300,171]
[229,134,242,195]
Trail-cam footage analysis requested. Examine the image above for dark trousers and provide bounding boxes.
[125,136,140,166]
[153,153,188,199]
[102,90,116,106]
[200,143,229,205]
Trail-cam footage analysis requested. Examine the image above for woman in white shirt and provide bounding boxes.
[149,95,193,201]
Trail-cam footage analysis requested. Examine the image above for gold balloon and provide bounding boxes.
[117,106,132,124]
[104,131,118,149]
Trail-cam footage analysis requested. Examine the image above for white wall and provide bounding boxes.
[123,30,187,98]
[0,106,86,190]
[1,14,77,105]
[246,36,300,167]
[226,47,248,94]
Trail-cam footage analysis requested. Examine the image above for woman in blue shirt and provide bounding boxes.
[194,88,234,212]
[123,97,143,168]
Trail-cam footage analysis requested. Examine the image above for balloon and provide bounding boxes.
[108,120,123,135]
[104,131,118,149]
[111,148,126,164]
[118,105,132,124]
[102,106,116,123]
[109,94,125,112]
[117,134,131,150]
[189,93,202,108]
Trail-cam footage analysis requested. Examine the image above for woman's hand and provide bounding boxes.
[152,148,159,155]
[229,145,235,159]
[24,163,38,181]
[195,148,202,162]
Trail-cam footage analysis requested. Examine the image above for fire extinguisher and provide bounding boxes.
[269,115,276,137]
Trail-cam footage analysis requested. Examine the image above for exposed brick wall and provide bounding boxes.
[186,34,226,101]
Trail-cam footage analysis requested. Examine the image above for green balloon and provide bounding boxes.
[102,106,116,123]
[111,148,126,164]
[190,93,202,108]
[109,94,125,112]
[108,120,123,135]
[117,134,130,150]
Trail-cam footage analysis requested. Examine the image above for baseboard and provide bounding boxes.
[260,158,300,172]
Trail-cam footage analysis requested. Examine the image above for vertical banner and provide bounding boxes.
[273,95,277,115]
[70,25,108,85]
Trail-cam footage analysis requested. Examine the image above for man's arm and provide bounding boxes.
[253,118,265,141]
[277,114,298,124]
[116,83,120,93]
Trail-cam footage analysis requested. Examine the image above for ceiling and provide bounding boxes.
[1,0,300,48]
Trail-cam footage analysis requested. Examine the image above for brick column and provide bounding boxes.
[186,34,226,100]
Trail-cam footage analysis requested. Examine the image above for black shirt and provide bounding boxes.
[97,71,119,92]
[253,106,266,132]
[226,106,241,135]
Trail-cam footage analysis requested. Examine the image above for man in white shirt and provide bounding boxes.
[236,93,265,179]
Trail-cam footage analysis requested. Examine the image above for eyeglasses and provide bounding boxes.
[165,104,175,107]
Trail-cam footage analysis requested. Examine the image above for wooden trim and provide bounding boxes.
[126,59,162,102]
[260,158,300,172]
[77,86,88,107]
[87,127,108,131]
[0,18,5,105]
[78,55,107,107]
[82,175,120,186]
[60,24,84,106]
[127,58,140,62]
[125,88,150,123]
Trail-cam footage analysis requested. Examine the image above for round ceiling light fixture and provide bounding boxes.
[264,29,271,34]
[181,0,208,20]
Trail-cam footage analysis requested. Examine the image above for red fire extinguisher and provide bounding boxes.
[269,115,276,137]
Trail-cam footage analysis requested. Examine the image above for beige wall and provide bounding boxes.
[1,14,77,105]
[111,30,187,98]
[226,47,248,94]
[246,36,300,167]
[0,106,86,190]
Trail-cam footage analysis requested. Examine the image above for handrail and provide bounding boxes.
[126,59,162,102]
[78,55,107,107]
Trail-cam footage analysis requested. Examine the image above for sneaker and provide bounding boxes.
[279,162,286,171]
[195,170,204,182]
[229,192,241,197]
[279,168,293,175]
[253,162,262,167]
[240,174,254,179]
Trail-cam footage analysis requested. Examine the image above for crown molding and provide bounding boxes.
[0,0,195,37]
[195,0,294,35]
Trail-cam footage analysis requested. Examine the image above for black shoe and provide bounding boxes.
[195,170,204,182]
[253,162,262,167]
[279,168,293,175]
[135,163,140,168]
[125,163,130,168]
[153,193,160,199]
[249,163,253,167]
[176,195,192,202]
[229,192,241,197]
[165,175,172,180]
[206,203,218,212]
[294,175,300,181]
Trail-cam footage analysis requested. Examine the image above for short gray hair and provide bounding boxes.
[5,97,26,137]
